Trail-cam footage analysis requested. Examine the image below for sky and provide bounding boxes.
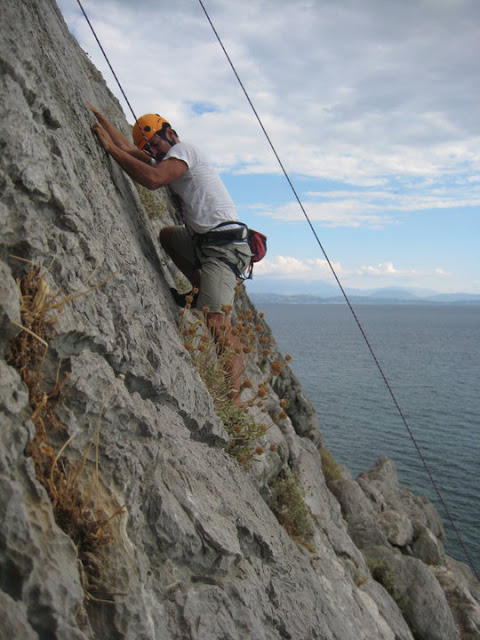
[57,0,480,295]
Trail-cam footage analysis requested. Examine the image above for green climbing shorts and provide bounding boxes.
[168,225,252,314]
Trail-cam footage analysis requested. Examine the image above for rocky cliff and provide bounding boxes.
[1,1,479,638]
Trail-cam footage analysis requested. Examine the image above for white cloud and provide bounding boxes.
[356,262,417,277]
[254,177,480,227]
[254,257,454,287]
[434,267,452,277]
[354,262,455,283]
[254,255,341,279]
[258,200,394,227]
[59,0,480,184]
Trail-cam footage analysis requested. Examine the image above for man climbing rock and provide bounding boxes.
[88,105,251,401]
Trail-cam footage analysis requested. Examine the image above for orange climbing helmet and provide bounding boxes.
[132,114,171,149]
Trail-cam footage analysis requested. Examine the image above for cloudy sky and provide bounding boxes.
[58,0,480,295]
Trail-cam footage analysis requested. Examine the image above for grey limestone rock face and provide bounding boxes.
[378,509,414,547]
[329,457,480,639]
[434,558,480,638]
[412,523,446,566]
[0,1,479,639]
[0,262,21,357]
[367,548,459,640]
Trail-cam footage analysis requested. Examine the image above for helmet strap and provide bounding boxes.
[158,130,175,147]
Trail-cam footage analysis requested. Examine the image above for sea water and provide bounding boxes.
[260,303,480,571]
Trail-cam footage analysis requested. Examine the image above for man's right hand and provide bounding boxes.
[86,101,152,164]
[87,101,100,119]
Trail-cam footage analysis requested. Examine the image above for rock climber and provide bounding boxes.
[88,104,252,401]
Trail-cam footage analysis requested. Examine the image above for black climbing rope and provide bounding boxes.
[76,0,151,149]
[197,0,479,581]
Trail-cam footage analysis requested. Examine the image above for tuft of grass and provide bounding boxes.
[355,573,368,587]
[7,261,122,600]
[178,301,289,465]
[270,469,314,549]
[135,183,168,220]
[366,557,409,613]
[318,445,342,483]
[180,303,233,400]
[219,404,268,464]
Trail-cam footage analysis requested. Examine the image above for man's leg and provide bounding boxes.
[159,226,201,290]
[198,253,243,400]
[164,238,244,400]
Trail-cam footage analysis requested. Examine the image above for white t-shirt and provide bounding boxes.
[164,142,238,234]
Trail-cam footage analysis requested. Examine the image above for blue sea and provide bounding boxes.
[260,303,480,572]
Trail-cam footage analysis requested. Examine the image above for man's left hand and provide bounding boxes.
[92,122,113,153]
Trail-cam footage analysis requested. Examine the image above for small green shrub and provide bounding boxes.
[135,184,168,220]
[179,305,268,464]
[219,404,268,464]
[366,557,409,613]
[270,469,314,549]
[319,445,342,483]
[177,301,291,466]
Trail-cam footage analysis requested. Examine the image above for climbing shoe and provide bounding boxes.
[170,288,198,309]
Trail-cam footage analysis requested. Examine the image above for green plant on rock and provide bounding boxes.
[180,304,232,401]
[219,403,268,464]
[135,183,168,220]
[319,444,342,483]
[366,557,409,614]
[178,302,279,465]
[270,468,314,549]
[7,261,122,600]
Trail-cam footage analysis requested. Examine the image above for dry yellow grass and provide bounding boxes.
[7,260,123,600]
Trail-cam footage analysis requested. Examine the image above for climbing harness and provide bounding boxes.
[196,222,267,280]
[76,0,478,581]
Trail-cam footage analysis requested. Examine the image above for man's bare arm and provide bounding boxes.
[88,102,150,164]
[91,121,187,188]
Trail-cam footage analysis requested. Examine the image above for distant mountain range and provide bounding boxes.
[248,283,480,305]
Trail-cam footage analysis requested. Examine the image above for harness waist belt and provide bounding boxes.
[197,224,247,246]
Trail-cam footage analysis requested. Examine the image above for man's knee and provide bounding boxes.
[159,226,175,250]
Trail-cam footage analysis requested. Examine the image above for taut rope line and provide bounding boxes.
[76,0,151,149]
[197,0,479,580]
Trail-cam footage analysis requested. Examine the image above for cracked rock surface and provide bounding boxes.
[1,1,479,639]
